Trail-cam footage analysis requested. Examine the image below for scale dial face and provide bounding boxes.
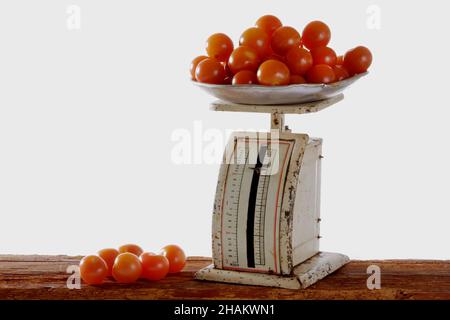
[214,134,297,274]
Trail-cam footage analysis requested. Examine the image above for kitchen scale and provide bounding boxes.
[193,76,366,289]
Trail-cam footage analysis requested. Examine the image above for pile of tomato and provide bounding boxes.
[190,15,372,86]
[79,244,186,285]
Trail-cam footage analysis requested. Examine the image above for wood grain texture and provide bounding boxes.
[0,255,449,300]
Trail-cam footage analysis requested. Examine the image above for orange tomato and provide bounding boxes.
[271,26,301,56]
[311,46,337,66]
[333,65,350,81]
[160,244,186,273]
[289,74,306,84]
[190,56,208,80]
[239,27,271,58]
[257,60,290,86]
[302,21,331,50]
[79,255,108,285]
[255,15,282,36]
[306,64,336,84]
[195,58,226,84]
[97,248,119,277]
[206,33,234,62]
[232,70,258,85]
[343,46,372,75]
[285,47,313,76]
[118,244,144,257]
[112,253,142,283]
[140,253,170,281]
[228,46,260,74]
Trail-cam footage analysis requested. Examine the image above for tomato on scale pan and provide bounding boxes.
[190,16,373,85]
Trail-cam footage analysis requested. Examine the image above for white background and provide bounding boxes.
[0,0,449,259]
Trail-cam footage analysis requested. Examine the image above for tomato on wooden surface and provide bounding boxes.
[271,26,301,56]
[239,27,271,58]
[206,33,234,62]
[140,253,170,281]
[79,255,108,285]
[228,46,261,74]
[343,46,372,75]
[285,47,313,76]
[306,64,336,84]
[195,58,226,84]
[97,248,119,277]
[302,21,331,50]
[160,244,186,273]
[255,15,282,36]
[311,46,337,67]
[257,59,290,86]
[232,70,258,85]
[118,244,144,257]
[112,253,142,283]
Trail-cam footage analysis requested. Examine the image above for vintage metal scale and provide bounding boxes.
[195,93,350,289]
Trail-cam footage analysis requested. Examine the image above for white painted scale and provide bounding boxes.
[195,94,350,289]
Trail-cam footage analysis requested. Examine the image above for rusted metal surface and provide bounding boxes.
[1,255,449,300]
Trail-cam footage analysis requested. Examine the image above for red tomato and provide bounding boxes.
[336,55,344,65]
[271,26,301,56]
[206,33,234,62]
[112,253,142,283]
[239,27,271,58]
[311,46,337,66]
[79,255,108,285]
[160,244,186,273]
[306,64,336,84]
[333,65,350,81]
[139,253,170,281]
[232,70,258,85]
[285,47,313,76]
[118,244,144,257]
[343,46,372,75]
[257,60,290,86]
[223,76,233,84]
[97,248,119,277]
[255,15,282,36]
[228,46,261,74]
[189,56,208,80]
[195,58,226,84]
[302,21,331,50]
[289,74,306,84]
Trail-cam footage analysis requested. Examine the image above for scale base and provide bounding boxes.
[195,252,349,290]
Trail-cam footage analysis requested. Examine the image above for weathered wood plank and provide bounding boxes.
[0,255,449,300]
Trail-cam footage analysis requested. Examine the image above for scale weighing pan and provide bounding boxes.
[193,72,367,105]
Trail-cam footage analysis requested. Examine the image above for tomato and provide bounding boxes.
[333,65,350,81]
[257,60,290,86]
[285,47,313,76]
[206,33,234,62]
[271,26,301,56]
[343,46,372,75]
[112,253,142,283]
[160,244,186,273]
[311,46,337,66]
[223,76,232,84]
[195,58,226,84]
[302,21,331,50]
[263,52,285,63]
[79,255,108,285]
[228,46,260,74]
[255,15,282,36]
[139,253,170,281]
[118,244,144,257]
[189,56,208,80]
[289,74,306,84]
[336,55,344,65]
[232,70,258,85]
[97,248,119,277]
[221,62,233,78]
[306,64,336,84]
[239,27,271,58]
